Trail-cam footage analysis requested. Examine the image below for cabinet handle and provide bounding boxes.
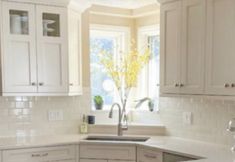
[31,82,36,86]
[41,153,48,157]
[231,84,235,88]
[144,154,157,159]
[39,82,44,86]
[175,83,179,87]
[180,83,184,87]
[224,83,230,88]
[31,154,41,157]
[31,153,48,157]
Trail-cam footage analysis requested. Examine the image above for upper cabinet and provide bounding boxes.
[1,1,83,96]
[160,0,206,95]
[159,0,235,96]
[2,2,37,93]
[160,1,181,94]
[205,0,235,95]
[36,5,68,93]
[180,0,206,94]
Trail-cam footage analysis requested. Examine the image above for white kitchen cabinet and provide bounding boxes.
[80,160,107,162]
[50,160,77,162]
[160,0,205,95]
[36,5,68,93]
[79,144,136,161]
[2,145,76,162]
[137,147,162,162]
[67,9,83,95]
[160,1,181,94]
[180,0,205,94]
[109,161,135,162]
[2,2,37,93]
[1,1,82,96]
[205,0,235,95]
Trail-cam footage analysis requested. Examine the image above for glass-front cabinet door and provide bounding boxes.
[9,10,29,35]
[36,5,68,93]
[2,2,37,93]
[42,12,60,37]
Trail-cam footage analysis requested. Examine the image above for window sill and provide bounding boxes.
[91,108,159,113]
[87,123,166,136]
[88,123,165,127]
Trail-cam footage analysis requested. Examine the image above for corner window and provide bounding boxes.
[90,25,130,110]
[136,25,160,111]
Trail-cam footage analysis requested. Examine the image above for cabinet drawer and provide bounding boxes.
[137,147,162,162]
[3,145,76,162]
[80,159,107,162]
[80,144,136,160]
[51,161,76,162]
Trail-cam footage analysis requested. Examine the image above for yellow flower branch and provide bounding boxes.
[98,41,150,104]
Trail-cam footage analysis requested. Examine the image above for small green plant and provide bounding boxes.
[93,95,104,110]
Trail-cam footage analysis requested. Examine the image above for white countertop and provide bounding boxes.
[0,134,233,162]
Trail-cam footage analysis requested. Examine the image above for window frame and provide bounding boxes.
[136,25,160,111]
[90,24,130,111]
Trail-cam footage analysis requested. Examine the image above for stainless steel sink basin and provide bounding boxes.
[84,135,150,142]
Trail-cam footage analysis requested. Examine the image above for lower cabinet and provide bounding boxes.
[2,145,76,162]
[79,144,136,162]
[80,160,134,162]
[52,161,76,162]
[137,146,163,162]
[162,152,196,162]
[80,160,107,162]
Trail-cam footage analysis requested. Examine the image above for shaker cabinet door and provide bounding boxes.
[2,2,37,93]
[205,0,235,95]
[180,0,206,94]
[36,5,68,93]
[160,1,181,94]
[68,9,82,94]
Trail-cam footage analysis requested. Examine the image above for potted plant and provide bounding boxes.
[93,95,104,110]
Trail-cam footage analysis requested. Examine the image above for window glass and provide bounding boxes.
[90,36,116,107]
[136,26,160,111]
[90,27,128,110]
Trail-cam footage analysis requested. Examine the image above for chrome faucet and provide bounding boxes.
[109,103,128,136]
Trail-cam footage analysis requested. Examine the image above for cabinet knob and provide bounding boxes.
[175,83,179,87]
[180,83,184,87]
[39,82,44,86]
[69,83,74,86]
[144,154,157,159]
[232,84,235,88]
[224,83,230,88]
[31,82,36,86]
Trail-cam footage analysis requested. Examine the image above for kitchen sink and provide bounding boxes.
[84,135,150,142]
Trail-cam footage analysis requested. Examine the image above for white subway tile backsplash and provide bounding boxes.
[0,87,233,146]
[157,97,235,145]
[0,88,90,137]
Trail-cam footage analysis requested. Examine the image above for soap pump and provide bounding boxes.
[80,115,88,134]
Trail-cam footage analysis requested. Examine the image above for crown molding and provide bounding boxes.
[157,0,180,4]
[1,0,71,6]
[90,4,159,18]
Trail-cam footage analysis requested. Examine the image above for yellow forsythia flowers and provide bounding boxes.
[99,41,150,91]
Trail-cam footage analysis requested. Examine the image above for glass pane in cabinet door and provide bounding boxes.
[9,10,29,35]
[42,13,60,37]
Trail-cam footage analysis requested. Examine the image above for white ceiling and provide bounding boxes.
[75,0,158,9]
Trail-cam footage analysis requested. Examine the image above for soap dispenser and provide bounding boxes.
[80,115,88,134]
